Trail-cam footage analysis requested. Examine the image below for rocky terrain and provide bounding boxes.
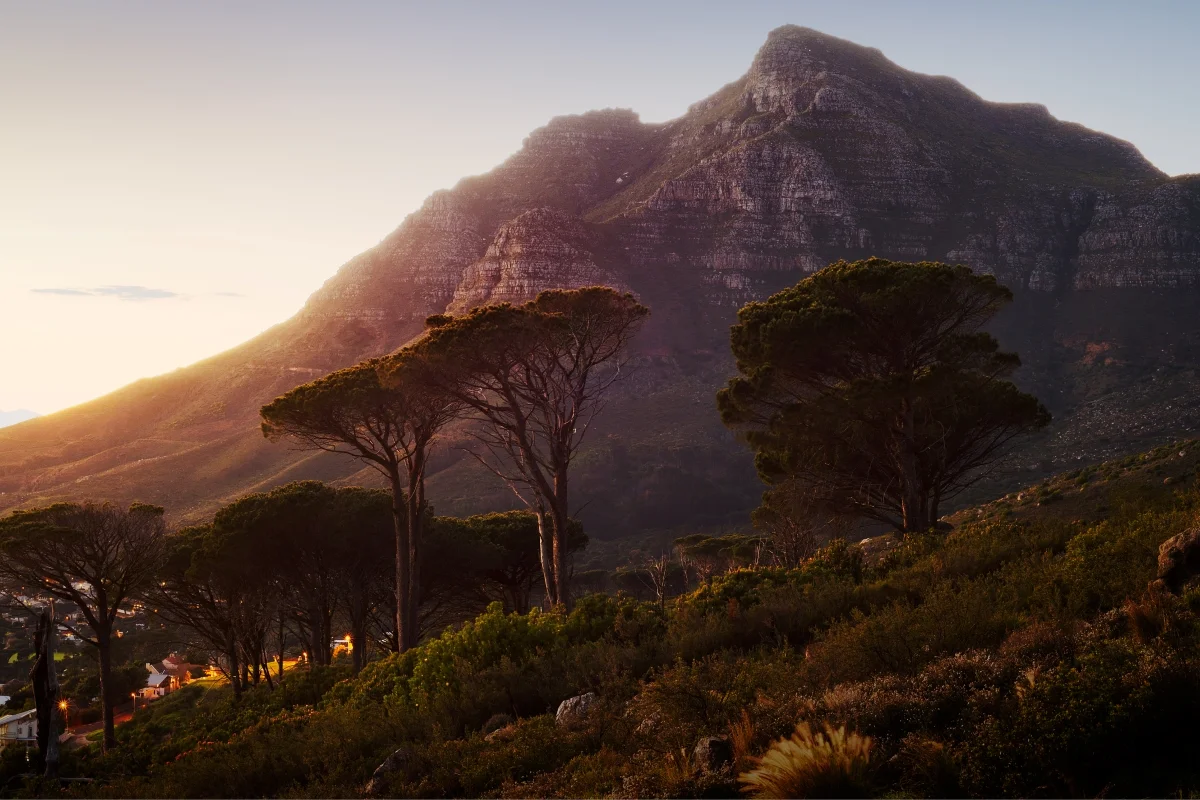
[1,26,1198,537]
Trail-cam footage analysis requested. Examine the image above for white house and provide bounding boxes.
[0,708,37,751]
[141,670,170,699]
[141,654,196,699]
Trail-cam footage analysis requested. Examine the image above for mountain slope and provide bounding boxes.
[2,26,1199,534]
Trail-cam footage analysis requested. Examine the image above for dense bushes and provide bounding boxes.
[26,465,1200,798]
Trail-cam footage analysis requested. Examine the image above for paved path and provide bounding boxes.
[62,705,134,749]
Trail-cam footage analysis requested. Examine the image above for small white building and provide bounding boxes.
[141,654,195,699]
[0,708,37,751]
[141,670,171,699]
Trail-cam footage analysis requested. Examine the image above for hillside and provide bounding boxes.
[31,438,1200,797]
[1,25,1199,536]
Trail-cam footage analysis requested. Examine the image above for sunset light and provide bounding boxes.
[1,3,1199,796]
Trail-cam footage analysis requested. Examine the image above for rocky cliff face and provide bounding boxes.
[448,209,625,313]
[2,26,1199,534]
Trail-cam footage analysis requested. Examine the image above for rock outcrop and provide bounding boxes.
[448,209,625,312]
[555,692,598,727]
[1156,527,1200,593]
[694,736,734,773]
[364,746,413,796]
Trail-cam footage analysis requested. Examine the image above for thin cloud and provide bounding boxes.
[31,284,181,301]
[92,285,180,300]
[32,287,94,296]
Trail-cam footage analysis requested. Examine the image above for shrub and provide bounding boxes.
[957,633,1200,797]
[806,578,1019,684]
[739,723,874,799]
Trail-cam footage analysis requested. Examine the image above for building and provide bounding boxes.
[141,654,198,700]
[0,708,37,751]
[141,670,171,699]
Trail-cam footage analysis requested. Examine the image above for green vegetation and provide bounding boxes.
[2,443,1194,797]
[719,258,1050,532]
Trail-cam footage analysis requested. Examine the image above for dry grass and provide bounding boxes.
[739,722,873,799]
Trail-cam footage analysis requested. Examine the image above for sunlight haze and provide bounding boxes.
[2,0,1197,415]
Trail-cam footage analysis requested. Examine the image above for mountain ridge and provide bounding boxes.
[3,25,1199,534]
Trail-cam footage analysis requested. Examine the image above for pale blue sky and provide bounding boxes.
[2,1,1197,415]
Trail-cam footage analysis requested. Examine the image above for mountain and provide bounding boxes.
[1,26,1198,536]
[0,410,38,429]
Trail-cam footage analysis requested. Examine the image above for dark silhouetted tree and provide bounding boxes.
[431,511,587,613]
[400,287,648,606]
[261,358,458,652]
[150,522,265,695]
[719,258,1050,532]
[0,502,167,750]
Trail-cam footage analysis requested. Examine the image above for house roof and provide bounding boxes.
[146,672,170,688]
[0,708,37,726]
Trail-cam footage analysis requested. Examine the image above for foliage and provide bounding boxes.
[719,258,1050,531]
[25,443,1200,798]
[739,723,874,799]
[430,511,587,613]
[261,354,460,652]
[0,501,167,751]
[401,286,649,605]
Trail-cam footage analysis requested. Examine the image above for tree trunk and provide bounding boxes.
[898,400,929,532]
[550,469,570,610]
[350,611,366,674]
[96,628,116,751]
[322,606,334,666]
[405,449,425,648]
[511,583,531,615]
[535,505,556,607]
[389,469,414,652]
[277,613,286,681]
[227,628,243,699]
[307,600,324,666]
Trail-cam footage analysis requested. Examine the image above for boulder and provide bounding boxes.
[1157,527,1200,593]
[555,692,598,727]
[364,746,413,796]
[694,736,734,773]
